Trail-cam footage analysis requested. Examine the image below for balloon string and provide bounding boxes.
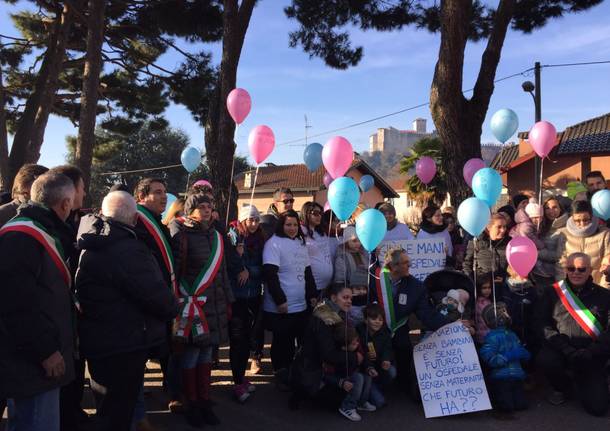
[226,124,239,227]
[248,165,259,208]
[538,157,545,206]
[473,237,478,325]
[368,253,380,280]
[490,241,497,321]
[185,173,191,194]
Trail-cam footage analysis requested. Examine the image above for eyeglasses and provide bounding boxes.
[566,267,588,273]
[309,210,322,216]
[282,198,295,204]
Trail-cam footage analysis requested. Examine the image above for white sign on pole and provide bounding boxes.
[413,321,491,418]
[378,239,445,281]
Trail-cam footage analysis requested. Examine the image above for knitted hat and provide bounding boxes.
[184,193,211,215]
[525,201,542,218]
[442,289,465,313]
[238,205,261,222]
[455,288,470,306]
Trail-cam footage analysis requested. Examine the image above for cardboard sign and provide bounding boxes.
[378,239,446,281]
[413,321,491,418]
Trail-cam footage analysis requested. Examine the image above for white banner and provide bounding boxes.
[378,239,445,281]
[413,321,491,418]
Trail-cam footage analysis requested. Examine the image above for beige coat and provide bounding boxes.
[557,224,610,287]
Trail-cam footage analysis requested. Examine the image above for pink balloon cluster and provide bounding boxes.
[529,121,557,158]
[248,125,275,165]
[226,88,252,125]
[322,136,353,179]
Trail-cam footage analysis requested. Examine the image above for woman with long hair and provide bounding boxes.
[300,201,334,294]
[534,196,569,285]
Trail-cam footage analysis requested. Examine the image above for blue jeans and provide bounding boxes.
[324,372,371,411]
[370,365,397,407]
[181,345,214,369]
[7,388,60,431]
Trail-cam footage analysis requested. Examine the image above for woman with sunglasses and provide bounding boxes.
[300,202,334,295]
[557,200,610,287]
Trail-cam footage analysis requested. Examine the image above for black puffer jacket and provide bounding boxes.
[133,205,173,288]
[0,204,75,398]
[463,233,509,280]
[75,214,178,359]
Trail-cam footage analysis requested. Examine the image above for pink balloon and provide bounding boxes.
[324,201,330,211]
[529,121,557,158]
[415,156,436,184]
[506,236,538,278]
[226,88,252,125]
[193,179,212,189]
[248,125,275,165]
[323,172,333,188]
[463,158,486,187]
[322,136,353,179]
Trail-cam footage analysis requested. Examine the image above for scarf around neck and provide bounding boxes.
[566,216,599,238]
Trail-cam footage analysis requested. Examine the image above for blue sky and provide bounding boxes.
[2,0,610,169]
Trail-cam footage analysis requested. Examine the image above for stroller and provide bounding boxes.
[424,269,475,322]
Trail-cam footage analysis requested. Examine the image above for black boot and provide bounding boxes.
[200,400,220,425]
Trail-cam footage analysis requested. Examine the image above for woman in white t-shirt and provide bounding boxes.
[300,202,334,295]
[263,210,318,378]
[417,205,453,261]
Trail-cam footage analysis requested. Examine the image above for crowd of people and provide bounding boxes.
[0,164,609,431]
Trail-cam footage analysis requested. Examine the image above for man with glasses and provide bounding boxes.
[261,188,294,237]
[537,252,610,416]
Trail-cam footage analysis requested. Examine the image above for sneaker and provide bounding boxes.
[243,378,256,393]
[249,356,262,375]
[234,384,250,403]
[168,399,185,414]
[338,408,362,422]
[548,391,566,406]
[357,401,377,412]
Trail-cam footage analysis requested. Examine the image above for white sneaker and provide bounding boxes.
[357,401,377,412]
[338,408,362,421]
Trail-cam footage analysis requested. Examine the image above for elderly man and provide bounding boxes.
[537,252,610,416]
[0,163,48,226]
[0,171,76,431]
[75,191,178,431]
[372,248,447,397]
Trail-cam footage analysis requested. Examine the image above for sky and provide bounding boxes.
[2,0,610,170]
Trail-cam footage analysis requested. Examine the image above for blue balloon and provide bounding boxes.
[162,193,177,220]
[328,176,360,221]
[356,209,387,252]
[181,146,201,173]
[490,108,519,143]
[591,189,610,221]
[359,174,374,192]
[457,198,491,236]
[471,168,503,207]
[303,143,323,172]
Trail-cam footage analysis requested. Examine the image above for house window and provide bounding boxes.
[244,172,252,189]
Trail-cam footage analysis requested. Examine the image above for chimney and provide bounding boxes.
[413,118,426,134]
[244,172,252,189]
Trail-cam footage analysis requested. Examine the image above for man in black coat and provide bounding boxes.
[0,171,76,431]
[537,252,610,416]
[0,163,48,227]
[75,191,178,431]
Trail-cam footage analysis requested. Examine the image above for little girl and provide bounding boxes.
[475,272,493,344]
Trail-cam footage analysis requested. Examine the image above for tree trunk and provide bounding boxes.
[0,65,10,190]
[430,0,515,206]
[205,0,256,223]
[75,0,107,194]
[8,2,75,181]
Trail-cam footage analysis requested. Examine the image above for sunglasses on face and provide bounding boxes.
[566,267,587,273]
[282,198,295,204]
[309,210,322,216]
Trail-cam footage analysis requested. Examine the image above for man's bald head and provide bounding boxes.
[101,191,137,226]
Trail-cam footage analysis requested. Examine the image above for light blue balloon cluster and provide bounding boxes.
[181,146,202,173]
[591,189,610,221]
[471,168,503,207]
[328,176,360,221]
[303,143,323,172]
[355,209,387,252]
[457,197,490,236]
[359,175,374,192]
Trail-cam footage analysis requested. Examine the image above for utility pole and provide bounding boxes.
[534,61,542,198]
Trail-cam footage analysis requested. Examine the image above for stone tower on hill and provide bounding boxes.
[369,118,437,153]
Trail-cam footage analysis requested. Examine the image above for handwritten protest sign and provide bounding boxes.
[378,239,445,281]
[413,321,491,418]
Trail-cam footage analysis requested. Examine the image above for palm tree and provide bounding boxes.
[399,137,448,206]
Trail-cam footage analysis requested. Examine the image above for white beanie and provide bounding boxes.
[238,205,260,222]
[525,202,542,218]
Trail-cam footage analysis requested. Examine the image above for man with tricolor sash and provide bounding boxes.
[0,172,76,431]
[537,252,610,416]
[372,248,448,399]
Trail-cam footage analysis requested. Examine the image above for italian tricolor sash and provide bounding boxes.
[0,217,71,286]
[175,230,224,340]
[137,205,176,291]
[375,267,407,334]
[553,280,603,340]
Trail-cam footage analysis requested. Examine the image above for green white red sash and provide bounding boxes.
[137,205,176,291]
[553,280,603,340]
[375,267,407,334]
[0,217,71,286]
[175,230,224,340]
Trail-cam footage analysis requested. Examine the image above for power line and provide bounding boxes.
[542,60,610,68]
[98,163,182,176]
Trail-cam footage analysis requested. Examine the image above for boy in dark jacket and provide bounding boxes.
[357,304,396,407]
[479,302,530,417]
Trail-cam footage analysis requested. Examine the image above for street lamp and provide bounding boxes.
[522,62,542,197]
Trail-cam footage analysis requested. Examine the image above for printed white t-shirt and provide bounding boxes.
[383,221,414,241]
[263,234,310,313]
[302,226,334,291]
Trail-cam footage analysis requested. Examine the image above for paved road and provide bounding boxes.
[2,345,609,430]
